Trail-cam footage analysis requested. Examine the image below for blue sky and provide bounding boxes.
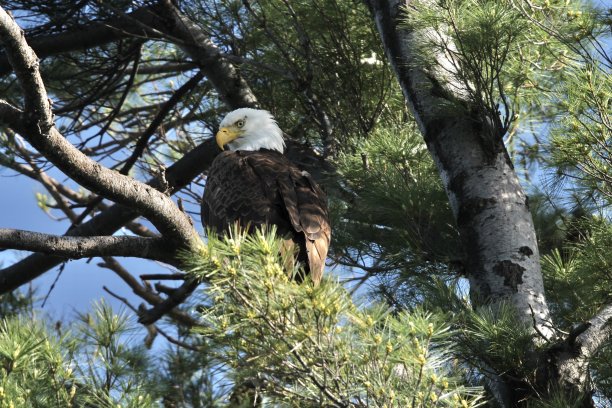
[0,170,177,321]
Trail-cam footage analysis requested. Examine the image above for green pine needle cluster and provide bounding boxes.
[548,61,611,202]
[403,0,528,132]
[457,304,534,378]
[182,228,485,407]
[402,0,599,140]
[334,125,459,275]
[0,318,76,407]
[0,302,157,407]
[542,219,612,327]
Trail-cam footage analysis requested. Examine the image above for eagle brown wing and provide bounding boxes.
[201,150,330,285]
[275,168,330,285]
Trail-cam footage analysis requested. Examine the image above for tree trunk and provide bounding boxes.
[363,1,566,406]
[364,0,552,338]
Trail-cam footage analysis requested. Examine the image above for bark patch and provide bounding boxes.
[493,260,525,292]
[457,196,498,227]
[519,246,533,257]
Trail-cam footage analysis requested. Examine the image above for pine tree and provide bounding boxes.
[0,0,609,406]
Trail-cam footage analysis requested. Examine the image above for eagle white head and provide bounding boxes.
[216,108,285,153]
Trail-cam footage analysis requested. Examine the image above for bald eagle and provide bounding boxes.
[201,108,330,285]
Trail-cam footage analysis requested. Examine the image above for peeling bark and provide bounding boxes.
[537,304,612,406]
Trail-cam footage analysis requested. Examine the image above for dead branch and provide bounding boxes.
[98,256,199,327]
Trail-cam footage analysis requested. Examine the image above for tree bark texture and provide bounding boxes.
[364,0,552,335]
[363,1,564,406]
[0,229,176,264]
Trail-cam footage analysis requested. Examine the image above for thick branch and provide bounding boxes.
[576,303,612,359]
[69,69,205,229]
[0,138,218,293]
[0,7,159,76]
[0,228,176,264]
[534,304,612,401]
[154,0,258,108]
[0,3,331,298]
[0,1,258,109]
[0,7,198,246]
[0,132,328,294]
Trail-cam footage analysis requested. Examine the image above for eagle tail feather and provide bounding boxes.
[306,237,327,286]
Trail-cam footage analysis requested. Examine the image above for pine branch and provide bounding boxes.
[154,0,258,108]
[0,228,177,265]
[0,138,217,294]
[137,278,199,325]
[98,257,199,327]
[0,6,159,76]
[0,2,331,299]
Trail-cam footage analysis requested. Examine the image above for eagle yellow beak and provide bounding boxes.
[216,127,241,149]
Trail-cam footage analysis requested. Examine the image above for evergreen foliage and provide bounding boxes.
[548,59,611,203]
[0,317,76,407]
[334,125,459,272]
[0,303,157,407]
[183,228,485,407]
[0,0,609,406]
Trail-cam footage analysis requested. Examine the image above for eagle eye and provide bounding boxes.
[235,119,245,128]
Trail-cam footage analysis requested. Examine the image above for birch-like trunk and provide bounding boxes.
[365,0,552,335]
[364,1,558,405]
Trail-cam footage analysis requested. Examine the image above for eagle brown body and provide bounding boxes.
[201,148,330,284]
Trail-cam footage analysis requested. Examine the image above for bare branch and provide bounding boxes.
[137,278,199,325]
[120,70,205,176]
[0,99,23,129]
[0,6,159,76]
[98,257,199,327]
[69,69,205,230]
[0,1,257,110]
[140,273,185,280]
[0,138,218,294]
[148,0,260,109]
[138,61,197,75]
[103,284,201,350]
[0,3,331,295]
[0,228,176,264]
[0,6,198,246]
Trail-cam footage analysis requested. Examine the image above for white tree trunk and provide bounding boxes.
[364,1,612,406]
[364,0,552,337]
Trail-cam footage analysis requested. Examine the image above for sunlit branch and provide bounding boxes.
[0,228,176,264]
[0,6,198,245]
